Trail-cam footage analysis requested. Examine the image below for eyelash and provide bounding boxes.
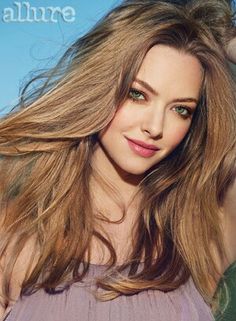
[128,88,194,119]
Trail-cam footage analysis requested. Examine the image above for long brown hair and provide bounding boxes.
[0,0,235,314]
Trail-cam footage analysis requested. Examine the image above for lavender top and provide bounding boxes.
[4,263,214,321]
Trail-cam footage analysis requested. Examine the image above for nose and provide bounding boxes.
[141,105,165,139]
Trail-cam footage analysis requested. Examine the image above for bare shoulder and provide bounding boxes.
[0,234,39,320]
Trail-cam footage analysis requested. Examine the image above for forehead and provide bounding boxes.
[135,45,204,100]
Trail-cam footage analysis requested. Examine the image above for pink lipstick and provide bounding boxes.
[126,137,159,158]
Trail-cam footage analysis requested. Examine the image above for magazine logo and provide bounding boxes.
[2,1,76,23]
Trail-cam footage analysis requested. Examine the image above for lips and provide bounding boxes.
[126,137,159,151]
[125,137,159,158]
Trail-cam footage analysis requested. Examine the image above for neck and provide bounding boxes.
[88,141,144,264]
[90,141,144,209]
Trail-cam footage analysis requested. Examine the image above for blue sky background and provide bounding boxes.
[0,0,122,115]
[0,0,235,116]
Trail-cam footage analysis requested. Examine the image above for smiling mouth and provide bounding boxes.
[126,138,159,158]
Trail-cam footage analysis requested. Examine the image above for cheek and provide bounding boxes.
[98,107,131,140]
[104,104,136,133]
[166,122,191,148]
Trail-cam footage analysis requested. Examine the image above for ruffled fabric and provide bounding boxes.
[5,263,214,321]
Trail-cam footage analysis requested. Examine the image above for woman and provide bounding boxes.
[0,0,235,320]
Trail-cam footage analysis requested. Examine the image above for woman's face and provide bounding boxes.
[93,45,203,177]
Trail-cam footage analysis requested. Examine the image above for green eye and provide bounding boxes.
[174,106,191,118]
[128,88,145,101]
[176,106,188,114]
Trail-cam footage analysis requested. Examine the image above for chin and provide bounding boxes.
[118,163,154,177]
[126,169,147,176]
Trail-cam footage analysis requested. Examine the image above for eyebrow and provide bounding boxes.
[134,78,199,104]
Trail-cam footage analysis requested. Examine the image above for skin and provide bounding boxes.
[91,45,203,203]
[0,45,234,320]
[226,36,236,64]
[89,45,204,263]
[0,47,233,320]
